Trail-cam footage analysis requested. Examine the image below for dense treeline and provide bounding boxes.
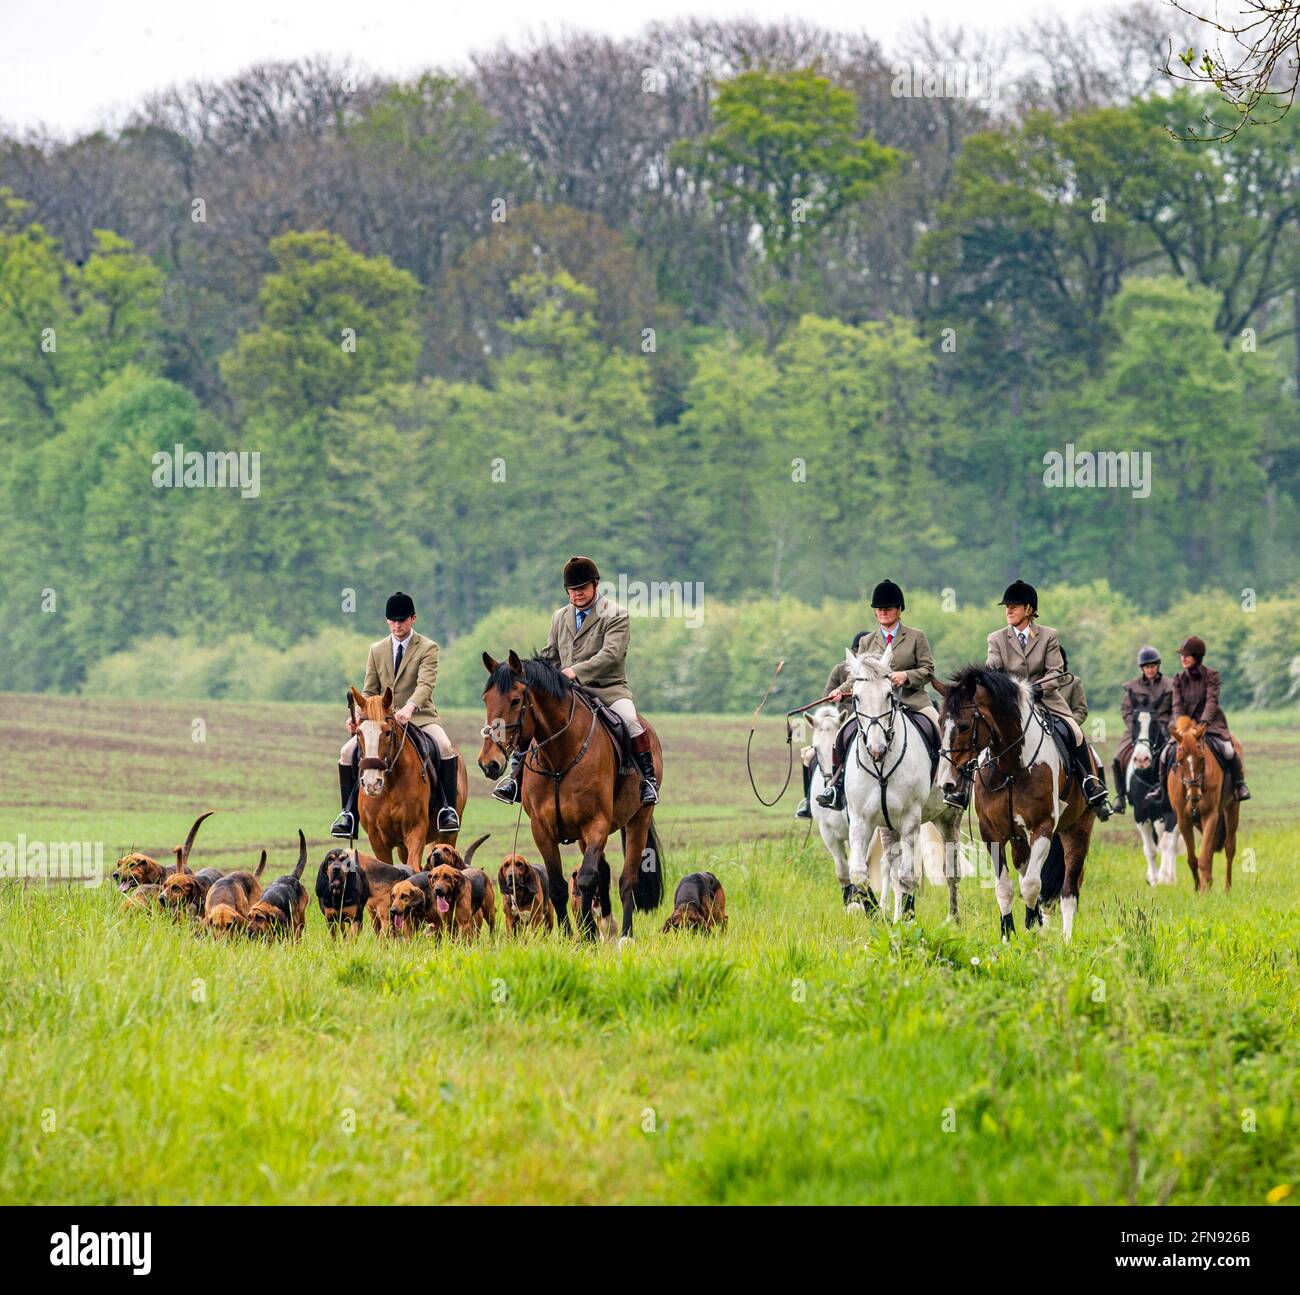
[84,586,1300,716]
[2,8,1298,697]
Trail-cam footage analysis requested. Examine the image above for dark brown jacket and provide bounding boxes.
[1172,665,1231,742]
[1120,673,1174,730]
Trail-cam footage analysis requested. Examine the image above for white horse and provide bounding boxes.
[1125,710,1179,886]
[842,647,962,921]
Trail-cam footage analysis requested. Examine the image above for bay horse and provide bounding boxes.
[349,685,468,867]
[935,665,1095,942]
[1167,715,1239,893]
[478,651,664,940]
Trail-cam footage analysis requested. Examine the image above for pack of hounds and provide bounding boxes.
[112,812,727,941]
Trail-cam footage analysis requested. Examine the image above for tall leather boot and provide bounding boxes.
[492,748,526,804]
[632,733,659,805]
[795,761,813,819]
[331,762,358,837]
[436,755,460,831]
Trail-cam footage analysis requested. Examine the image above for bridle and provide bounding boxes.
[848,680,907,833]
[939,694,1048,797]
[357,710,410,781]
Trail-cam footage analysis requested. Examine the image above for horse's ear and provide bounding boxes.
[844,647,857,672]
[1193,722,1206,740]
[507,650,524,675]
[802,712,814,732]
[482,652,498,674]
[933,678,949,697]
[349,685,366,709]
[880,640,894,669]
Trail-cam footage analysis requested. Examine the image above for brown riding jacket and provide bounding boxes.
[1171,664,1232,743]
[1120,673,1173,730]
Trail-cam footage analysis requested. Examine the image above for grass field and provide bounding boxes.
[1,694,1297,1205]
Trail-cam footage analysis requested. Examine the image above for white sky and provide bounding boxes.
[1,0,1131,136]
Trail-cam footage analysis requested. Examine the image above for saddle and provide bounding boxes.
[572,684,636,774]
[833,708,940,782]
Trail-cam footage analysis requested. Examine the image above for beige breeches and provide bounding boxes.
[340,723,454,764]
[606,697,645,738]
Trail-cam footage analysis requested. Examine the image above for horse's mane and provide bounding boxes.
[944,663,1026,716]
[485,653,572,701]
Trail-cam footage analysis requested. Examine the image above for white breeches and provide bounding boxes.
[339,723,454,764]
[606,698,645,738]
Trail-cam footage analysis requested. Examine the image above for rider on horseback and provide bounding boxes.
[491,556,660,807]
[1110,646,1172,814]
[946,580,1111,819]
[330,591,461,837]
[812,580,940,813]
[1148,635,1250,802]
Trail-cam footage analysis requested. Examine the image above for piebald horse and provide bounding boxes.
[1124,710,1179,886]
[478,652,664,940]
[935,665,1095,942]
[1167,715,1239,893]
[350,686,468,866]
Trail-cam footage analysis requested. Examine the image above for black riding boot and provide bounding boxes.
[492,749,526,804]
[330,762,358,838]
[815,764,845,811]
[1146,746,1173,802]
[633,748,659,805]
[795,762,813,819]
[1110,756,1127,814]
[1228,753,1251,801]
[436,756,460,831]
[1078,751,1111,820]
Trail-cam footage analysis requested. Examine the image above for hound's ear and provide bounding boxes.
[349,685,366,709]
[483,652,498,673]
[507,649,524,675]
[381,686,393,711]
[932,679,949,697]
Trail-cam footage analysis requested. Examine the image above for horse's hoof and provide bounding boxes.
[845,901,865,915]
[618,935,634,950]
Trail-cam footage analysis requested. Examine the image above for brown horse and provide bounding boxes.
[1167,716,1239,893]
[478,651,664,939]
[349,686,468,867]
[935,665,1096,943]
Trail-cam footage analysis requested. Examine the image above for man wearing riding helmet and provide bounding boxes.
[813,579,940,812]
[1110,646,1173,814]
[491,556,660,806]
[1150,635,1250,802]
[971,579,1111,819]
[330,590,460,837]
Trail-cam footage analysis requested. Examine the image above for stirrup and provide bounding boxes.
[942,787,969,810]
[639,776,659,806]
[794,798,812,819]
[1235,782,1251,801]
[436,806,460,831]
[491,777,520,805]
[330,810,356,838]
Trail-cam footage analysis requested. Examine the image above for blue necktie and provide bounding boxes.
[576,609,587,631]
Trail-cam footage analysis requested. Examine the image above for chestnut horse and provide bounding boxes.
[1167,716,1239,893]
[935,665,1096,942]
[349,685,468,867]
[479,651,664,939]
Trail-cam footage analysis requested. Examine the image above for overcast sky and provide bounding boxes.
[1,0,1143,135]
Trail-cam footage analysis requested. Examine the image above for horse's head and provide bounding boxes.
[479,651,527,778]
[1133,710,1154,768]
[351,685,399,796]
[802,704,843,776]
[845,645,896,761]
[1171,716,1207,810]
[934,665,1024,798]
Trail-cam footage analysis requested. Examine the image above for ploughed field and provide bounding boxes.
[1,694,1296,1204]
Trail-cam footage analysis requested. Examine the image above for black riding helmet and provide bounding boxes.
[385,591,415,619]
[998,579,1038,610]
[870,579,905,610]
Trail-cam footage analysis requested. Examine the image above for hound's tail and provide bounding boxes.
[291,830,307,880]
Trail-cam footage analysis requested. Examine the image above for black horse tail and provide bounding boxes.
[1041,835,1065,905]
[629,820,665,911]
